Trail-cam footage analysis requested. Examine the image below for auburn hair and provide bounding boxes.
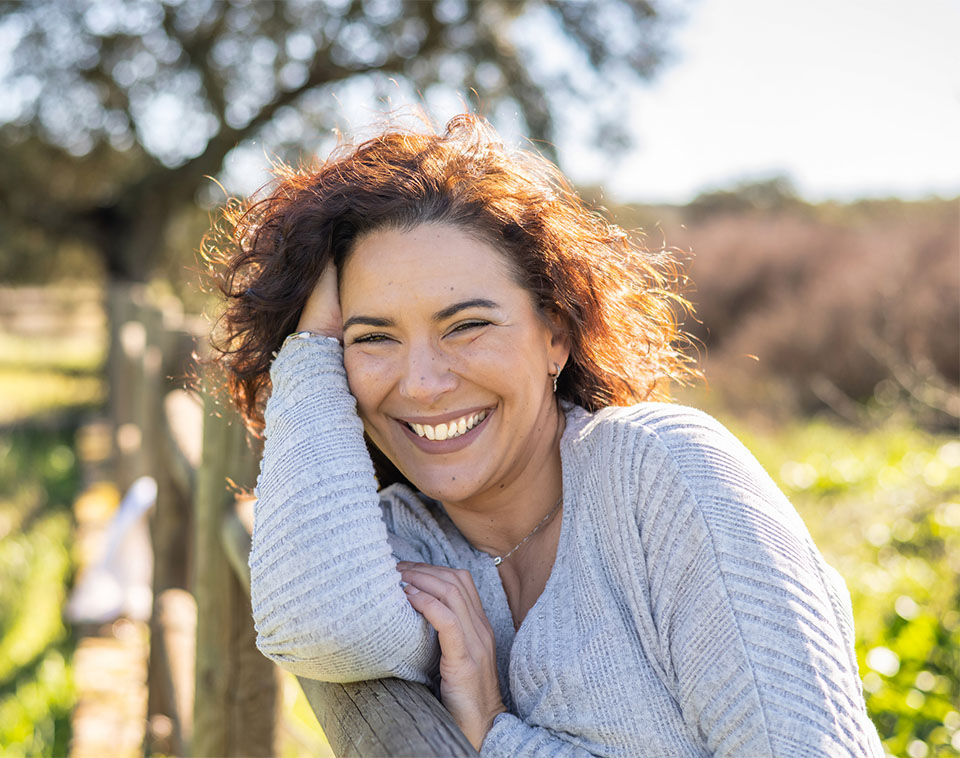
[207,113,699,436]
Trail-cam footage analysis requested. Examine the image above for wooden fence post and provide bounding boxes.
[192,386,278,757]
[298,677,480,757]
[107,283,135,491]
[144,304,200,756]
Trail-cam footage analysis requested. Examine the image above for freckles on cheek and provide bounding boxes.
[345,357,392,408]
[458,339,511,369]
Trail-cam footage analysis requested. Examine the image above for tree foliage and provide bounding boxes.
[686,175,805,220]
[0,0,678,282]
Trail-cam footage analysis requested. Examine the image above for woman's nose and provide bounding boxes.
[397,343,457,403]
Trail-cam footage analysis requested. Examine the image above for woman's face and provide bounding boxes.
[340,223,569,505]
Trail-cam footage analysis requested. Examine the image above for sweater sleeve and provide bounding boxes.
[248,337,439,684]
[481,713,601,757]
[636,407,883,757]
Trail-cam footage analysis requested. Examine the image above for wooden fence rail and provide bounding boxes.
[106,284,478,757]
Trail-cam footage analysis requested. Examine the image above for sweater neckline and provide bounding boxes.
[488,402,586,637]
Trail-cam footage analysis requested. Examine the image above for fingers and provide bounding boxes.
[403,584,472,654]
[398,562,486,621]
[400,562,484,611]
[296,261,342,338]
[397,562,494,648]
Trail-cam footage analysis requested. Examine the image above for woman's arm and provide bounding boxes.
[636,406,883,757]
[249,336,439,683]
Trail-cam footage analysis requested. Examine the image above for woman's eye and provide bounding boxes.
[352,333,392,344]
[449,320,490,335]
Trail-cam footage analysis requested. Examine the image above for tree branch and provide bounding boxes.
[161,3,230,122]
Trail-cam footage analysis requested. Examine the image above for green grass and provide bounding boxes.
[0,370,104,427]
[0,332,106,375]
[0,426,80,757]
[0,323,98,756]
[0,324,105,426]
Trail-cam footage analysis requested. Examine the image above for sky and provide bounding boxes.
[558,0,960,204]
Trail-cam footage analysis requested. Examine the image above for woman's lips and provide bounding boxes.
[397,408,494,454]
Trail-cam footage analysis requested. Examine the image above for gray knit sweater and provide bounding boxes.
[250,337,883,757]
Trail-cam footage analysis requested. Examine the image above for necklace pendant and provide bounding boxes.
[484,494,562,568]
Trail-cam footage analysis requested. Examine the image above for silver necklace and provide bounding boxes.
[489,495,563,566]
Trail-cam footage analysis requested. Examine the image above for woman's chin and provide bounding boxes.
[400,469,482,506]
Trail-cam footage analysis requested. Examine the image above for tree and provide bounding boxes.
[685,175,804,221]
[0,0,680,284]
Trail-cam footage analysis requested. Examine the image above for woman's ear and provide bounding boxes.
[543,308,572,370]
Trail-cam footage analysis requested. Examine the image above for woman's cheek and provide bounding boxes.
[452,334,510,368]
[344,350,395,407]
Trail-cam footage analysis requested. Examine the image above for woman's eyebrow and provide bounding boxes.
[342,314,394,330]
[432,298,500,321]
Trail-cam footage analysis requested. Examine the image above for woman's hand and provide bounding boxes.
[397,561,506,752]
[296,261,342,339]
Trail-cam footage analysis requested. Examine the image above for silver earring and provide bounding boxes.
[551,362,562,393]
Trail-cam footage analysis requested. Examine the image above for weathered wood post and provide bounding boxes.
[109,284,153,493]
[146,304,198,594]
[192,383,279,757]
[298,677,480,757]
[144,302,201,756]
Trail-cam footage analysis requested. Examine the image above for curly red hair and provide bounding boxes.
[207,113,699,434]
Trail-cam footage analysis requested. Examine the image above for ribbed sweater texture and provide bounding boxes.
[249,337,884,757]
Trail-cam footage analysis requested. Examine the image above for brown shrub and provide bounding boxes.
[652,198,958,424]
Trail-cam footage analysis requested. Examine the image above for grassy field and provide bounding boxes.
[0,291,104,756]
[0,307,957,756]
[0,425,81,756]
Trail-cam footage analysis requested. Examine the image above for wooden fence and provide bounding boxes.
[107,283,477,757]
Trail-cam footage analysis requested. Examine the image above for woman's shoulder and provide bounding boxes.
[564,401,789,519]
[564,400,748,463]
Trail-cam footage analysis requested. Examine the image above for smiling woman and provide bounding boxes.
[208,114,883,756]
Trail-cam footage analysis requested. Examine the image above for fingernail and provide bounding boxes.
[396,561,411,568]
[403,585,420,595]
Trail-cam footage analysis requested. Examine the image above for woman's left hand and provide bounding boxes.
[397,561,506,751]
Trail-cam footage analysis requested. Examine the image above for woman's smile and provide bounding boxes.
[395,406,495,454]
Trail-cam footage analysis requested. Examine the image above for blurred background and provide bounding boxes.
[0,0,956,756]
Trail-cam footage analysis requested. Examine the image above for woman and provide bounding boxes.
[212,114,883,756]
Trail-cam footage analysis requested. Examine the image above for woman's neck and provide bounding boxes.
[441,403,566,558]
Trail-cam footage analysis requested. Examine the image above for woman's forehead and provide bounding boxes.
[339,223,538,318]
[342,224,517,292]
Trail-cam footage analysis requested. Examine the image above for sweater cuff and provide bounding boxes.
[481,712,520,755]
[481,712,594,757]
[269,333,346,397]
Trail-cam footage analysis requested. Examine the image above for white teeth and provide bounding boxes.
[409,410,489,440]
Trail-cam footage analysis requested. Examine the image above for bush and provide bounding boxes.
[606,194,959,427]
[676,198,959,426]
